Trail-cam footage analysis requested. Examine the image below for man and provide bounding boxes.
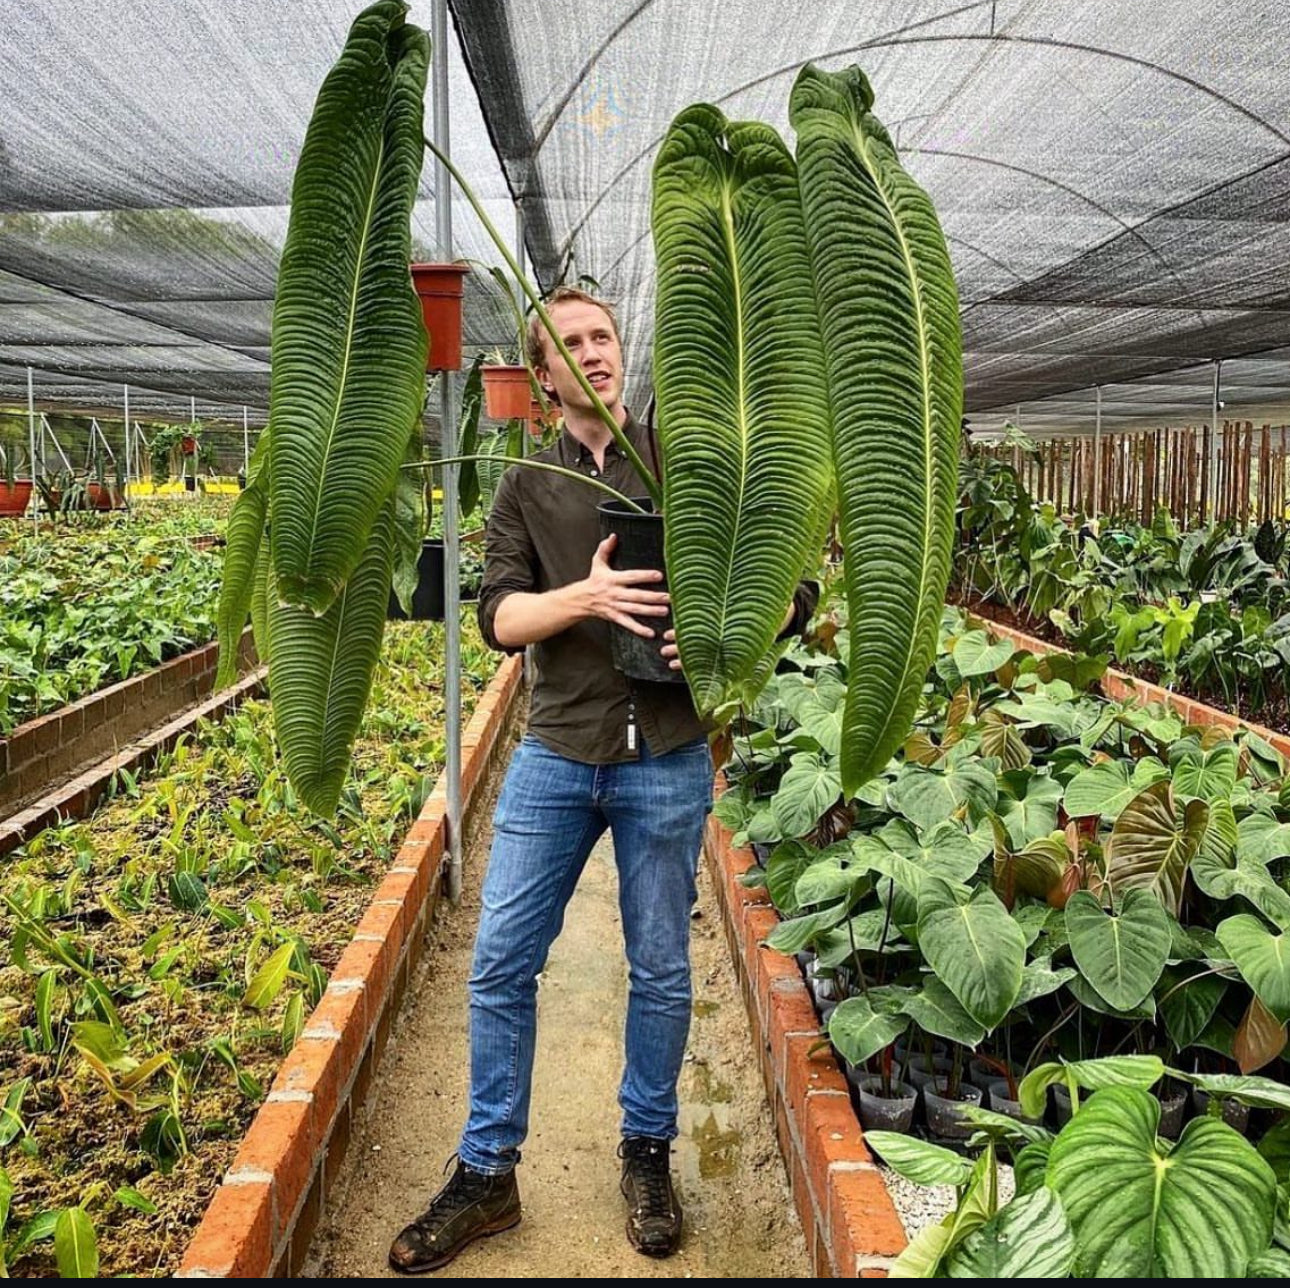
[389,287,815,1273]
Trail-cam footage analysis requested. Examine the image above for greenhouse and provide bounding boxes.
[3,0,1290,1279]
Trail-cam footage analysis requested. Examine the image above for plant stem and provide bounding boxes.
[404,454,645,511]
[422,136,663,510]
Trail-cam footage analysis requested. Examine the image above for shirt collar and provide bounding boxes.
[560,410,639,465]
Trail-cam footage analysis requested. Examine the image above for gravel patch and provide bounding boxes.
[880,1159,1016,1240]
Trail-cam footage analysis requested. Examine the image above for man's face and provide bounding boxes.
[535,300,624,414]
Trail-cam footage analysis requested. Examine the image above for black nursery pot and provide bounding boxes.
[596,498,686,685]
[387,539,446,621]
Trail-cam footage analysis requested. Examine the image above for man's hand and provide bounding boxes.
[581,534,670,638]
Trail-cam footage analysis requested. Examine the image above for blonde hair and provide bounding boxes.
[525,286,621,370]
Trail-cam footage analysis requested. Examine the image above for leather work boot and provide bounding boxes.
[388,1157,521,1273]
[619,1135,683,1257]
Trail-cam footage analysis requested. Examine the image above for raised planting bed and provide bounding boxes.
[713,597,1290,1277]
[0,619,510,1278]
[0,628,258,825]
[0,512,227,736]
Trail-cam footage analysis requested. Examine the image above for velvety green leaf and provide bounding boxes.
[1065,889,1170,1011]
[1063,756,1168,822]
[765,840,818,913]
[1106,780,1208,917]
[455,355,485,517]
[1065,971,1157,1020]
[792,64,961,796]
[764,903,849,954]
[1176,1071,1290,1112]
[1019,1055,1164,1119]
[1218,914,1290,1023]
[269,499,396,815]
[901,976,986,1047]
[945,1187,1074,1279]
[270,3,430,612]
[1047,1086,1276,1278]
[888,762,996,833]
[992,828,1067,900]
[1016,957,1078,1006]
[996,772,1064,850]
[878,818,981,884]
[1202,795,1239,865]
[864,1131,973,1186]
[1172,741,1238,803]
[917,878,1025,1028]
[793,849,867,907]
[1239,812,1290,864]
[54,1208,98,1279]
[827,994,907,1065]
[951,630,1014,678]
[1159,966,1227,1051]
[978,711,1032,770]
[653,103,832,719]
[771,752,841,837]
[1193,851,1290,930]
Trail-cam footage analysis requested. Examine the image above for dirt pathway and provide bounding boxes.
[308,768,808,1278]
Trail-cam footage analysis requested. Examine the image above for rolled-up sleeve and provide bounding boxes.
[477,470,536,655]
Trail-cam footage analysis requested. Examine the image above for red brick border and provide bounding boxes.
[1,628,257,819]
[971,612,1290,760]
[176,654,525,1279]
[704,793,906,1278]
[0,660,267,857]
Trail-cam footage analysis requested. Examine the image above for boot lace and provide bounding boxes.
[620,1137,674,1216]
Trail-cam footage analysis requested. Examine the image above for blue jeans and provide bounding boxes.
[458,732,714,1175]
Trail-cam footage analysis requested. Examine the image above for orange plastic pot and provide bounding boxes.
[87,482,119,511]
[0,480,32,516]
[483,365,532,420]
[410,263,471,372]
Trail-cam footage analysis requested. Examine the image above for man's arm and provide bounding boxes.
[477,471,670,653]
[492,535,670,648]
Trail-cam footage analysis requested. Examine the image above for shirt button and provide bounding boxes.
[590,469,599,477]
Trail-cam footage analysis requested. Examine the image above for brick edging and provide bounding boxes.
[0,662,267,858]
[177,654,525,1279]
[704,792,906,1279]
[1,627,257,819]
[969,611,1290,759]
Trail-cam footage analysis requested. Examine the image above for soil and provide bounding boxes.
[308,758,809,1279]
[954,590,1290,735]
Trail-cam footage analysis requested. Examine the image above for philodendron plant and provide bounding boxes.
[866,1055,1290,1278]
[216,0,961,816]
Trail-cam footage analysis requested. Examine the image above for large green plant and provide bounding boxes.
[215,0,429,815]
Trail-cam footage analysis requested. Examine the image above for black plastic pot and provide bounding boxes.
[596,498,685,685]
[1191,1086,1252,1133]
[986,1079,1043,1126]
[387,540,446,621]
[923,1081,984,1142]
[184,475,196,492]
[853,1075,917,1134]
[1156,1082,1188,1139]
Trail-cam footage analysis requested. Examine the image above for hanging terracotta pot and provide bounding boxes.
[527,397,559,439]
[0,480,32,516]
[410,263,471,372]
[482,365,532,420]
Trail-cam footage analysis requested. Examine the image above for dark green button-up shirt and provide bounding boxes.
[477,412,817,764]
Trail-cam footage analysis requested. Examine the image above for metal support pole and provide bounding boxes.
[243,406,250,477]
[1092,386,1102,520]
[433,0,464,906]
[124,384,131,498]
[516,201,537,692]
[27,366,37,534]
[1210,359,1222,523]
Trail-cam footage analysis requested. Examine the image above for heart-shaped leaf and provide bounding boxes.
[1063,756,1169,822]
[901,977,986,1047]
[952,630,1015,678]
[1106,780,1208,917]
[1019,1054,1164,1119]
[1217,914,1290,1022]
[992,827,1068,901]
[827,995,907,1066]
[1159,966,1227,1052]
[1175,1071,1290,1112]
[1065,889,1170,1011]
[887,761,997,832]
[996,772,1064,850]
[917,878,1025,1029]
[878,818,982,884]
[1193,851,1290,930]
[979,710,1031,770]
[771,751,842,837]
[1047,1086,1276,1278]
[1016,957,1078,1005]
[1234,994,1287,1073]
[1238,812,1290,864]
[1172,741,1238,803]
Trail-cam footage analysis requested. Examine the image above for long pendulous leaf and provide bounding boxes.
[652,104,833,716]
[792,64,963,796]
[269,0,429,613]
[214,432,270,689]
[268,499,396,817]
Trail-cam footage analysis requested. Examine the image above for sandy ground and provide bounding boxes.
[307,758,809,1279]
